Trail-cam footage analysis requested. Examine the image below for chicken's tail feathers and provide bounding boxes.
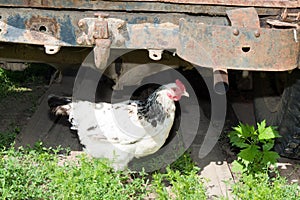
[48,94,72,116]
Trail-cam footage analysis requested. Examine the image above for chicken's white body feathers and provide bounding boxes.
[69,89,176,170]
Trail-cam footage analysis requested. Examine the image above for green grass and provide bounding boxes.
[0,126,19,148]
[231,172,300,199]
[0,143,207,199]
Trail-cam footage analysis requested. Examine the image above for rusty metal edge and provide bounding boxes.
[177,19,299,71]
[0,1,284,16]
[106,0,300,8]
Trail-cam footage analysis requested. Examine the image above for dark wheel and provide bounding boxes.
[253,69,300,159]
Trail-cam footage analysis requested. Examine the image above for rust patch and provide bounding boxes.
[25,15,60,40]
[114,0,299,8]
[226,7,260,28]
[178,19,299,71]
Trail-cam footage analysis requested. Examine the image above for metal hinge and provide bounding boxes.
[77,13,111,70]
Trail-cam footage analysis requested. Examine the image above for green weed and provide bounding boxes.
[151,152,207,199]
[0,144,207,199]
[231,172,300,199]
[228,120,281,174]
[0,126,19,148]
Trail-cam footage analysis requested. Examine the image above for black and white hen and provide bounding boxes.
[48,79,189,170]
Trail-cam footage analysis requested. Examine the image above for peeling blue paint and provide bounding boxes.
[127,16,148,24]
[58,16,76,45]
[7,14,25,29]
[5,14,25,40]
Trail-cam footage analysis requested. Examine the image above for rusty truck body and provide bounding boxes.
[0,1,300,158]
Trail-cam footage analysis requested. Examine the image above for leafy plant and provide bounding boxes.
[0,68,13,97]
[228,120,281,174]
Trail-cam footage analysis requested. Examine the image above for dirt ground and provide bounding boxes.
[0,85,46,133]
[1,74,300,186]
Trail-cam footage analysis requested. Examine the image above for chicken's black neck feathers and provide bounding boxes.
[132,87,173,127]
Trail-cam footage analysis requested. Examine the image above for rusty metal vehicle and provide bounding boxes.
[0,1,300,158]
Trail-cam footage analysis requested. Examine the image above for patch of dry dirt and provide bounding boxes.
[0,85,47,133]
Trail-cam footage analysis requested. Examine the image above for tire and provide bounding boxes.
[253,69,300,159]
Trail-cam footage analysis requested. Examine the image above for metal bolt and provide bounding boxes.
[254,30,260,38]
[233,29,239,36]
[77,37,84,45]
[78,20,85,28]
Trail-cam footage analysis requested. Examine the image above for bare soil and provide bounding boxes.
[0,85,47,133]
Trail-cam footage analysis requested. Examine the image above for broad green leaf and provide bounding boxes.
[238,145,260,162]
[231,160,244,173]
[232,126,243,136]
[240,123,255,138]
[262,141,274,151]
[258,126,276,140]
[234,142,250,148]
[257,120,266,135]
[262,151,280,165]
[228,133,249,148]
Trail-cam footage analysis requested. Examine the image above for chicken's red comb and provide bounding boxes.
[175,79,185,91]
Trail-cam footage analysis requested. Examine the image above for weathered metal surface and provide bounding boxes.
[281,8,300,22]
[0,1,285,16]
[0,8,227,48]
[0,7,299,71]
[93,14,111,69]
[114,0,300,8]
[25,15,60,39]
[125,22,179,49]
[227,7,260,28]
[177,18,299,71]
[213,69,229,95]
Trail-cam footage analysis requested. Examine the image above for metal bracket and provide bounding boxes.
[281,8,300,22]
[177,7,299,71]
[44,45,61,54]
[148,49,163,60]
[77,13,111,69]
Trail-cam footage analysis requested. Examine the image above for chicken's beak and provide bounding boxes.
[183,91,189,97]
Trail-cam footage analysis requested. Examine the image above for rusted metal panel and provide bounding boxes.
[125,23,179,49]
[226,7,260,28]
[0,1,284,15]
[177,18,299,71]
[114,0,300,8]
[0,7,299,71]
[0,8,229,48]
[1,0,298,8]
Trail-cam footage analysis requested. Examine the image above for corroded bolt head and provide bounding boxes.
[233,29,239,36]
[76,37,84,45]
[254,30,260,37]
[78,20,85,28]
